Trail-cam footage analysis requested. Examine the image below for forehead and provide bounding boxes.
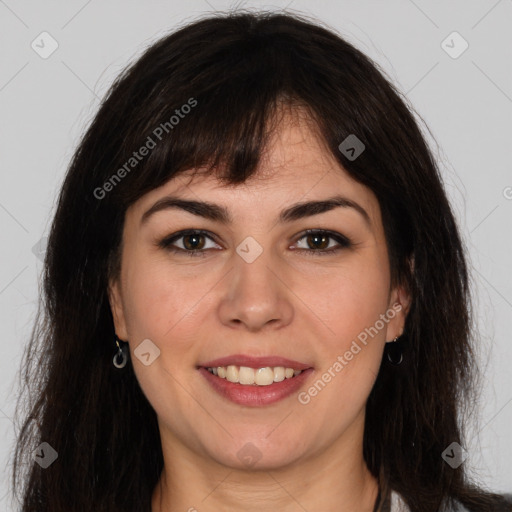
[128,106,379,223]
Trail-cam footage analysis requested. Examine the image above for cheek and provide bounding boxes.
[319,260,391,340]
[298,271,388,437]
[120,253,215,349]
[307,253,390,402]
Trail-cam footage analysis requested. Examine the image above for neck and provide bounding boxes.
[152,412,379,512]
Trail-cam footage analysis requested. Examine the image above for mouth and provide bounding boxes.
[202,364,307,386]
[196,355,314,406]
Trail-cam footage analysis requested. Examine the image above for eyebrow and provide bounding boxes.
[140,194,371,228]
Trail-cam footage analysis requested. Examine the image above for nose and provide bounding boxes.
[217,248,294,332]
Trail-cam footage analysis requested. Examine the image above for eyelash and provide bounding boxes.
[157,229,352,258]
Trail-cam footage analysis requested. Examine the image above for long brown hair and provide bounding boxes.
[12,10,511,512]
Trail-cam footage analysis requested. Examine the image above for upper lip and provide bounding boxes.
[198,354,312,370]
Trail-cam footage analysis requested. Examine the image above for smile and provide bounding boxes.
[205,365,302,386]
[198,366,314,406]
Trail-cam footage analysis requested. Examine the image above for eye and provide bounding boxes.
[158,228,352,258]
[292,229,352,255]
[158,229,220,258]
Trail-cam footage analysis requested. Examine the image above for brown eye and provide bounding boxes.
[182,233,206,250]
[305,233,330,250]
[294,229,352,255]
[158,229,220,258]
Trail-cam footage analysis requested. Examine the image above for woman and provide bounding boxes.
[12,10,512,512]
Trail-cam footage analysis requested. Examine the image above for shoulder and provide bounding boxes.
[391,491,512,511]
[390,491,409,511]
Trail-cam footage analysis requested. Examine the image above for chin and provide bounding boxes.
[204,436,305,471]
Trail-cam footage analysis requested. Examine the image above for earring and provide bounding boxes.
[113,334,129,369]
[385,335,403,365]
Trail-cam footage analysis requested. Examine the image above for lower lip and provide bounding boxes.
[198,367,314,407]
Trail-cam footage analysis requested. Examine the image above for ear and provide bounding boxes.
[108,277,129,341]
[386,281,412,342]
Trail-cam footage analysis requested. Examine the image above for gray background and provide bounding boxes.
[1,0,511,508]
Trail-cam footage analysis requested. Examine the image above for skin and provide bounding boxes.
[109,106,410,512]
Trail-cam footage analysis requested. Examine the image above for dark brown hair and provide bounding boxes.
[11,10,511,512]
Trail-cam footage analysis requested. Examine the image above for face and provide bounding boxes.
[109,107,409,472]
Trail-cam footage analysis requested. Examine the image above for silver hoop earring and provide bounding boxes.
[113,335,129,369]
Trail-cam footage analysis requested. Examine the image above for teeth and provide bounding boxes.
[239,366,255,385]
[206,365,304,386]
[255,367,274,385]
[226,365,239,383]
[273,367,285,382]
